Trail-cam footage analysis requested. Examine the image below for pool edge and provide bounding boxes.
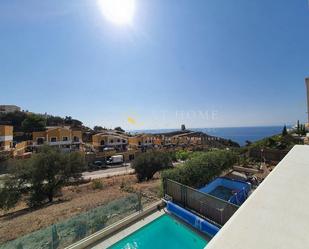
[64,200,163,249]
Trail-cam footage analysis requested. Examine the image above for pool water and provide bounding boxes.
[108,214,208,249]
[209,186,235,201]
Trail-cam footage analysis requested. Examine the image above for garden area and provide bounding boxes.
[1,147,239,249]
[0,174,161,248]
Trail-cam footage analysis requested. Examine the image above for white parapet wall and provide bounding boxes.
[206,145,309,249]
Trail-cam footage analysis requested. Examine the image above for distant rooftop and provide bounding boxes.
[207,145,309,249]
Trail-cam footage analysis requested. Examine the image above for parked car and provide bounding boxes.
[88,160,107,171]
[106,155,124,165]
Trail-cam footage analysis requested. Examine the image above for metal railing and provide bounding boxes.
[163,179,239,226]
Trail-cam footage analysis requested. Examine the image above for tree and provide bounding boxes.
[0,175,22,211]
[21,114,46,132]
[0,146,85,210]
[132,151,172,182]
[266,137,276,147]
[0,111,27,132]
[64,116,83,128]
[93,126,104,132]
[27,146,85,204]
[301,124,307,136]
[114,127,125,133]
[282,125,288,136]
[161,150,237,188]
[181,124,186,131]
[46,116,64,126]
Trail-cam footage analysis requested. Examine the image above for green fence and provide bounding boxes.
[164,179,238,226]
[0,194,142,249]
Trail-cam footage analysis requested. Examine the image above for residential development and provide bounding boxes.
[0,125,13,151]
[0,79,309,249]
[32,126,83,151]
[0,0,308,248]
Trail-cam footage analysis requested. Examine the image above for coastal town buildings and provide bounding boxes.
[32,126,83,151]
[92,131,128,152]
[128,134,157,149]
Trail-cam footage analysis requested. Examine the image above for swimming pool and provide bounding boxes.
[209,185,234,201]
[199,177,251,205]
[107,214,208,249]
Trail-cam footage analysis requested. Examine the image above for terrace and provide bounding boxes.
[74,146,308,249]
[2,146,307,249]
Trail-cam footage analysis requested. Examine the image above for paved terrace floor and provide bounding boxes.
[207,145,309,249]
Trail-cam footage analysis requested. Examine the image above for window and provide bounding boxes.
[73,136,79,142]
[50,137,57,142]
[122,139,126,143]
[117,139,120,143]
[100,140,105,146]
[63,137,68,141]
[110,139,114,143]
[37,138,44,145]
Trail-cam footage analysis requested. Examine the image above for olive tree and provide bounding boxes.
[132,151,172,182]
[0,146,85,209]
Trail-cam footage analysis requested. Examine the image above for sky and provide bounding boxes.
[0,0,309,130]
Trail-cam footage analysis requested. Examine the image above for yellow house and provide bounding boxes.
[92,132,128,152]
[153,136,163,147]
[32,126,83,151]
[128,134,157,149]
[0,125,13,151]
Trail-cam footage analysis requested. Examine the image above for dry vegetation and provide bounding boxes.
[0,174,161,244]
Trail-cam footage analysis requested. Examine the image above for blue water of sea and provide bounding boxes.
[131,126,284,146]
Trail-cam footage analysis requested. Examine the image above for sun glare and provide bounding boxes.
[97,0,136,26]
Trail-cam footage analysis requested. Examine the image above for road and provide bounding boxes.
[82,164,134,180]
[82,161,184,180]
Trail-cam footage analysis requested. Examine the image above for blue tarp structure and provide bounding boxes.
[166,201,220,238]
[199,177,251,206]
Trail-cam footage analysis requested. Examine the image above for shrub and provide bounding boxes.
[166,151,177,162]
[132,151,172,182]
[51,225,59,249]
[74,221,87,241]
[91,215,108,232]
[161,150,237,188]
[16,242,24,249]
[175,150,192,161]
[91,180,104,190]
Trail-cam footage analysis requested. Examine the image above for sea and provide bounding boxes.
[131,126,285,146]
